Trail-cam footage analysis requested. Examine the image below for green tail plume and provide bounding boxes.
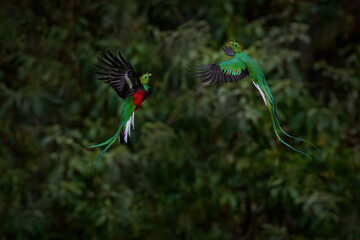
[273,110,320,152]
[269,105,312,159]
[260,80,319,158]
[89,122,123,181]
[88,134,117,148]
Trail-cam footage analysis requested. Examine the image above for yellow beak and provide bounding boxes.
[230,41,233,44]
[149,73,152,76]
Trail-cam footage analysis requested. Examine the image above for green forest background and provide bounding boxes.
[1,0,360,239]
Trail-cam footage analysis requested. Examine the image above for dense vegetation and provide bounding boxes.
[1,0,360,239]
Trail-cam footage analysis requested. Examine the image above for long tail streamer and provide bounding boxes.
[89,122,123,183]
[258,79,320,158]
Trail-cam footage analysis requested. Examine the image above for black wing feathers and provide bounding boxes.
[195,64,249,84]
[96,50,142,98]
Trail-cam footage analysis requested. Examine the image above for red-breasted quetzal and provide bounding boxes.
[89,50,151,171]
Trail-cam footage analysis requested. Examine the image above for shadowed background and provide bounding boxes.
[1,0,360,239]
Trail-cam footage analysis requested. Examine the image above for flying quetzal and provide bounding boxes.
[194,41,318,158]
[89,50,151,172]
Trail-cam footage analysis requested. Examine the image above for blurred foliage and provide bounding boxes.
[1,0,360,239]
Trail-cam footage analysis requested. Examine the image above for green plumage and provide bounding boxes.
[88,97,135,149]
[219,57,247,75]
[89,50,151,181]
[195,42,319,158]
[121,96,136,125]
[88,97,135,179]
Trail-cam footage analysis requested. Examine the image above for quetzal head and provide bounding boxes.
[230,41,244,53]
[140,73,151,85]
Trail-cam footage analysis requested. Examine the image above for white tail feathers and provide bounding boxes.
[124,112,135,143]
[252,81,268,105]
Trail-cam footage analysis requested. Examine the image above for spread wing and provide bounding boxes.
[222,46,234,56]
[195,58,248,84]
[96,50,143,98]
